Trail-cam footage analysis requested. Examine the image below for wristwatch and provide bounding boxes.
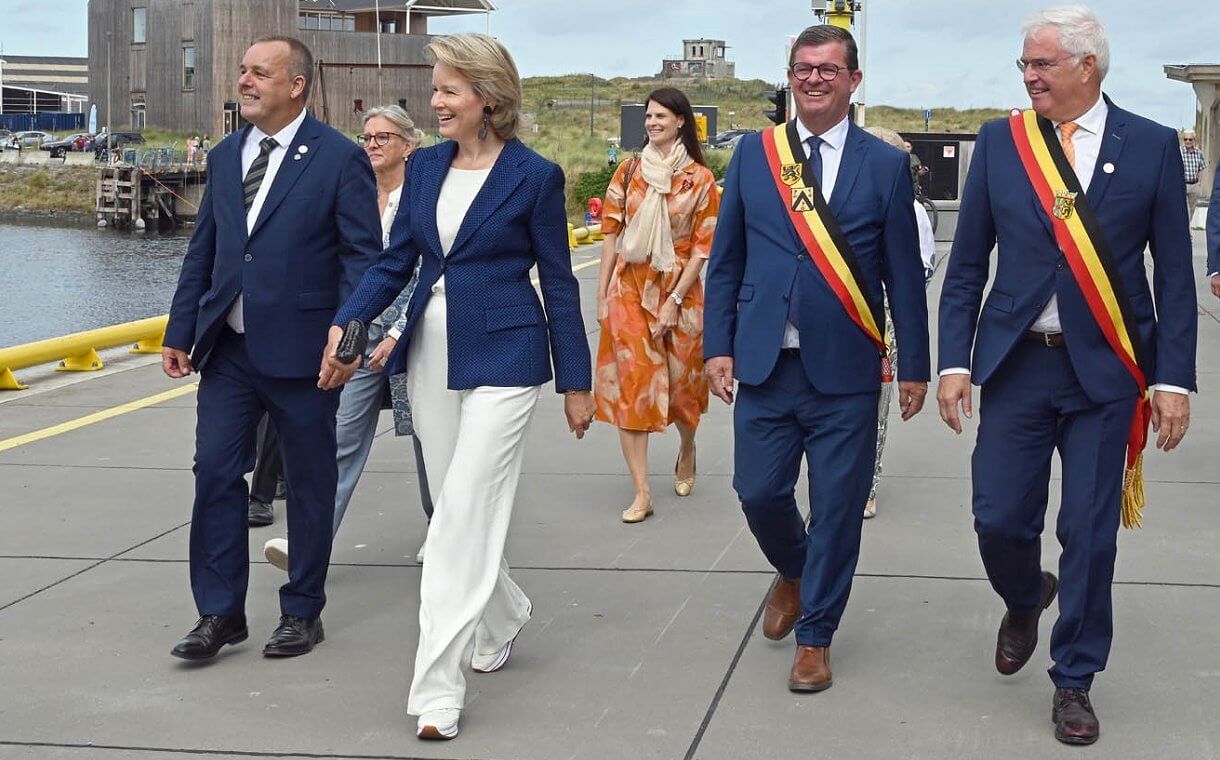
[670,291,684,306]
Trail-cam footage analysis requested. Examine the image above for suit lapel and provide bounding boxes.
[249,113,318,240]
[419,141,455,261]
[828,124,867,217]
[446,139,527,257]
[229,125,253,242]
[1086,97,1127,208]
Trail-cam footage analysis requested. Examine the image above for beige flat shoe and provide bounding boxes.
[674,450,696,497]
[621,501,654,523]
[863,499,877,519]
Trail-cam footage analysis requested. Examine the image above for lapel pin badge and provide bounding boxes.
[298,145,308,154]
[293,154,302,161]
[1102,162,1115,174]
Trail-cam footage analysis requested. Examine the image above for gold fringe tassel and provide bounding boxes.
[1121,452,1145,530]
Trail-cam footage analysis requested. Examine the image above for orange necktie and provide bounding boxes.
[1059,121,1079,169]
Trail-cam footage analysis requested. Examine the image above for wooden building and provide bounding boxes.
[87,0,494,139]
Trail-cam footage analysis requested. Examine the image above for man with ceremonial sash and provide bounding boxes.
[937,6,1196,745]
[705,24,929,693]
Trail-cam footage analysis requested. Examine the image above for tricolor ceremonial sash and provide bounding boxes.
[761,123,889,377]
[1009,110,1153,529]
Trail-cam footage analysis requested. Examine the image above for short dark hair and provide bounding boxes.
[788,25,858,70]
[253,35,315,100]
[643,87,706,167]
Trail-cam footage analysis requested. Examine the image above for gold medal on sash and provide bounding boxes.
[790,186,817,213]
[1052,189,1077,221]
[780,164,803,187]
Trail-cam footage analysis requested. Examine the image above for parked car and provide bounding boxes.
[41,133,94,158]
[93,131,146,151]
[15,130,54,148]
[0,129,15,151]
[709,128,754,149]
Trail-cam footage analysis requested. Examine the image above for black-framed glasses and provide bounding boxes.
[356,131,404,147]
[1015,55,1075,73]
[790,62,853,82]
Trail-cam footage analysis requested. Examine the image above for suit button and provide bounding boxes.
[1056,262,1064,270]
[244,253,253,262]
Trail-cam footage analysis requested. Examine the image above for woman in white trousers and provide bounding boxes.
[322,33,596,741]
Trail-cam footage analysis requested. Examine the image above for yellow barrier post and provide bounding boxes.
[0,315,169,391]
[567,223,578,250]
[589,223,604,242]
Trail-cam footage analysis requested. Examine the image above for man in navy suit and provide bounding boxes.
[705,24,929,693]
[937,7,1196,745]
[162,36,381,661]
[1208,164,1220,299]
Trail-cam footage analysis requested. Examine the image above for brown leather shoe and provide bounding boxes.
[996,571,1058,675]
[761,575,801,640]
[1052,688,1100,745]
[788,645,832,692]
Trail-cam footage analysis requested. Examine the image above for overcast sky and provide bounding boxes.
[2,0,1213,128]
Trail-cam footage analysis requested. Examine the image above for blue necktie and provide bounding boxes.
[788,135,824,327]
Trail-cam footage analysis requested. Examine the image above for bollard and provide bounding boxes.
[567,223,578,250]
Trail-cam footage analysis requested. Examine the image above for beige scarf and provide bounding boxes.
[620,140,689,272]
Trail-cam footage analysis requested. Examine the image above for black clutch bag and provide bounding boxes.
[335,319,368,364]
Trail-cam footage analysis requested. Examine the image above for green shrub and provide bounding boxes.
[571,164,619,213]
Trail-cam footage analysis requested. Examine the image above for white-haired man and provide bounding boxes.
[937,5,1196,746]
[1181,130,1207,221]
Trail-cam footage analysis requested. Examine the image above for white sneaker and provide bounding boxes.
[472,605,531,673]
[416,708,460,740]
[415,538,426,564]
[264,538,289,571]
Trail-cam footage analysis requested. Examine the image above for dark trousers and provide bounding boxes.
[972,340,1135,689]
[733,352,879,647]
[190,329,340,620]
[250,414,282,505]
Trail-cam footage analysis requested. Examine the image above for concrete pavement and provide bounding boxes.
[0,235,1217,759]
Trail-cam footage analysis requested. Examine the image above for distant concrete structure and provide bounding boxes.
[660,39,735,80]
[87,0,494,138]
[0,55,89,114]
[1165,63,1220,199]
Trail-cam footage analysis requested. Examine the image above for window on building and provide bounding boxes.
[298,11,355,31]
[133,7,147,44]
[380,19,397,34]
[183,46,196,90]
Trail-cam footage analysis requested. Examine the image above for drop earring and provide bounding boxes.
[479,105,492,140]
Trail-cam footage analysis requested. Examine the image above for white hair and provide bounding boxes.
[1022,5,1110,81]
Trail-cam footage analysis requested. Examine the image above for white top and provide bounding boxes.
[437,168,491,256]
[784,114,851,349]
[226,107,308,333]
[381,184,403,247]
[914,200,936,270]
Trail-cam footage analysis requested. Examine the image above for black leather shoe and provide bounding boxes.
[996,571,1058,675]
[262,615,324,657]
[247,498,274,527]
[170,614,248,660]
[1053,687,1100,745]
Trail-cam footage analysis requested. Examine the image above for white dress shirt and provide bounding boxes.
[940,96,1185,395]
[225,107,308,333]
[784,114,851,349]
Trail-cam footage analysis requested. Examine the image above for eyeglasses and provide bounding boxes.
[356,131,404,147]
[1015,55,1076,73]
[790,62,854,82]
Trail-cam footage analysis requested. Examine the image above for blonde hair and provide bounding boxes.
[426,33,522,141]
[363,104,422,150]
[865,126,906,151]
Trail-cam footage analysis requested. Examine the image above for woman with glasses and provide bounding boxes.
[263,105,432,572]
[593,87,719,523]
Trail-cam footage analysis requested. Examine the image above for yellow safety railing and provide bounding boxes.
[0,315,168,390]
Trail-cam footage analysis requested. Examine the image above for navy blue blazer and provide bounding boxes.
[165,113,382,378]
[333,138,592,393]
[1207,165,1220,276]
[704,122,930,394]
[938,98,1198,401]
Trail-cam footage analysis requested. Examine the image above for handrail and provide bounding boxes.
[0,315,167,390]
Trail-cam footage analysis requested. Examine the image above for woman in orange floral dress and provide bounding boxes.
[594,87,719,523]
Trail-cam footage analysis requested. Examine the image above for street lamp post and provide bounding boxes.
[589,74,595,138]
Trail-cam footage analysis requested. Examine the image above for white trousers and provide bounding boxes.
[405,285,538,715]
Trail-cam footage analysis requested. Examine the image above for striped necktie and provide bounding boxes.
[243,136,278,211]
[1058,122,1078,169]
[789,134,825,327]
